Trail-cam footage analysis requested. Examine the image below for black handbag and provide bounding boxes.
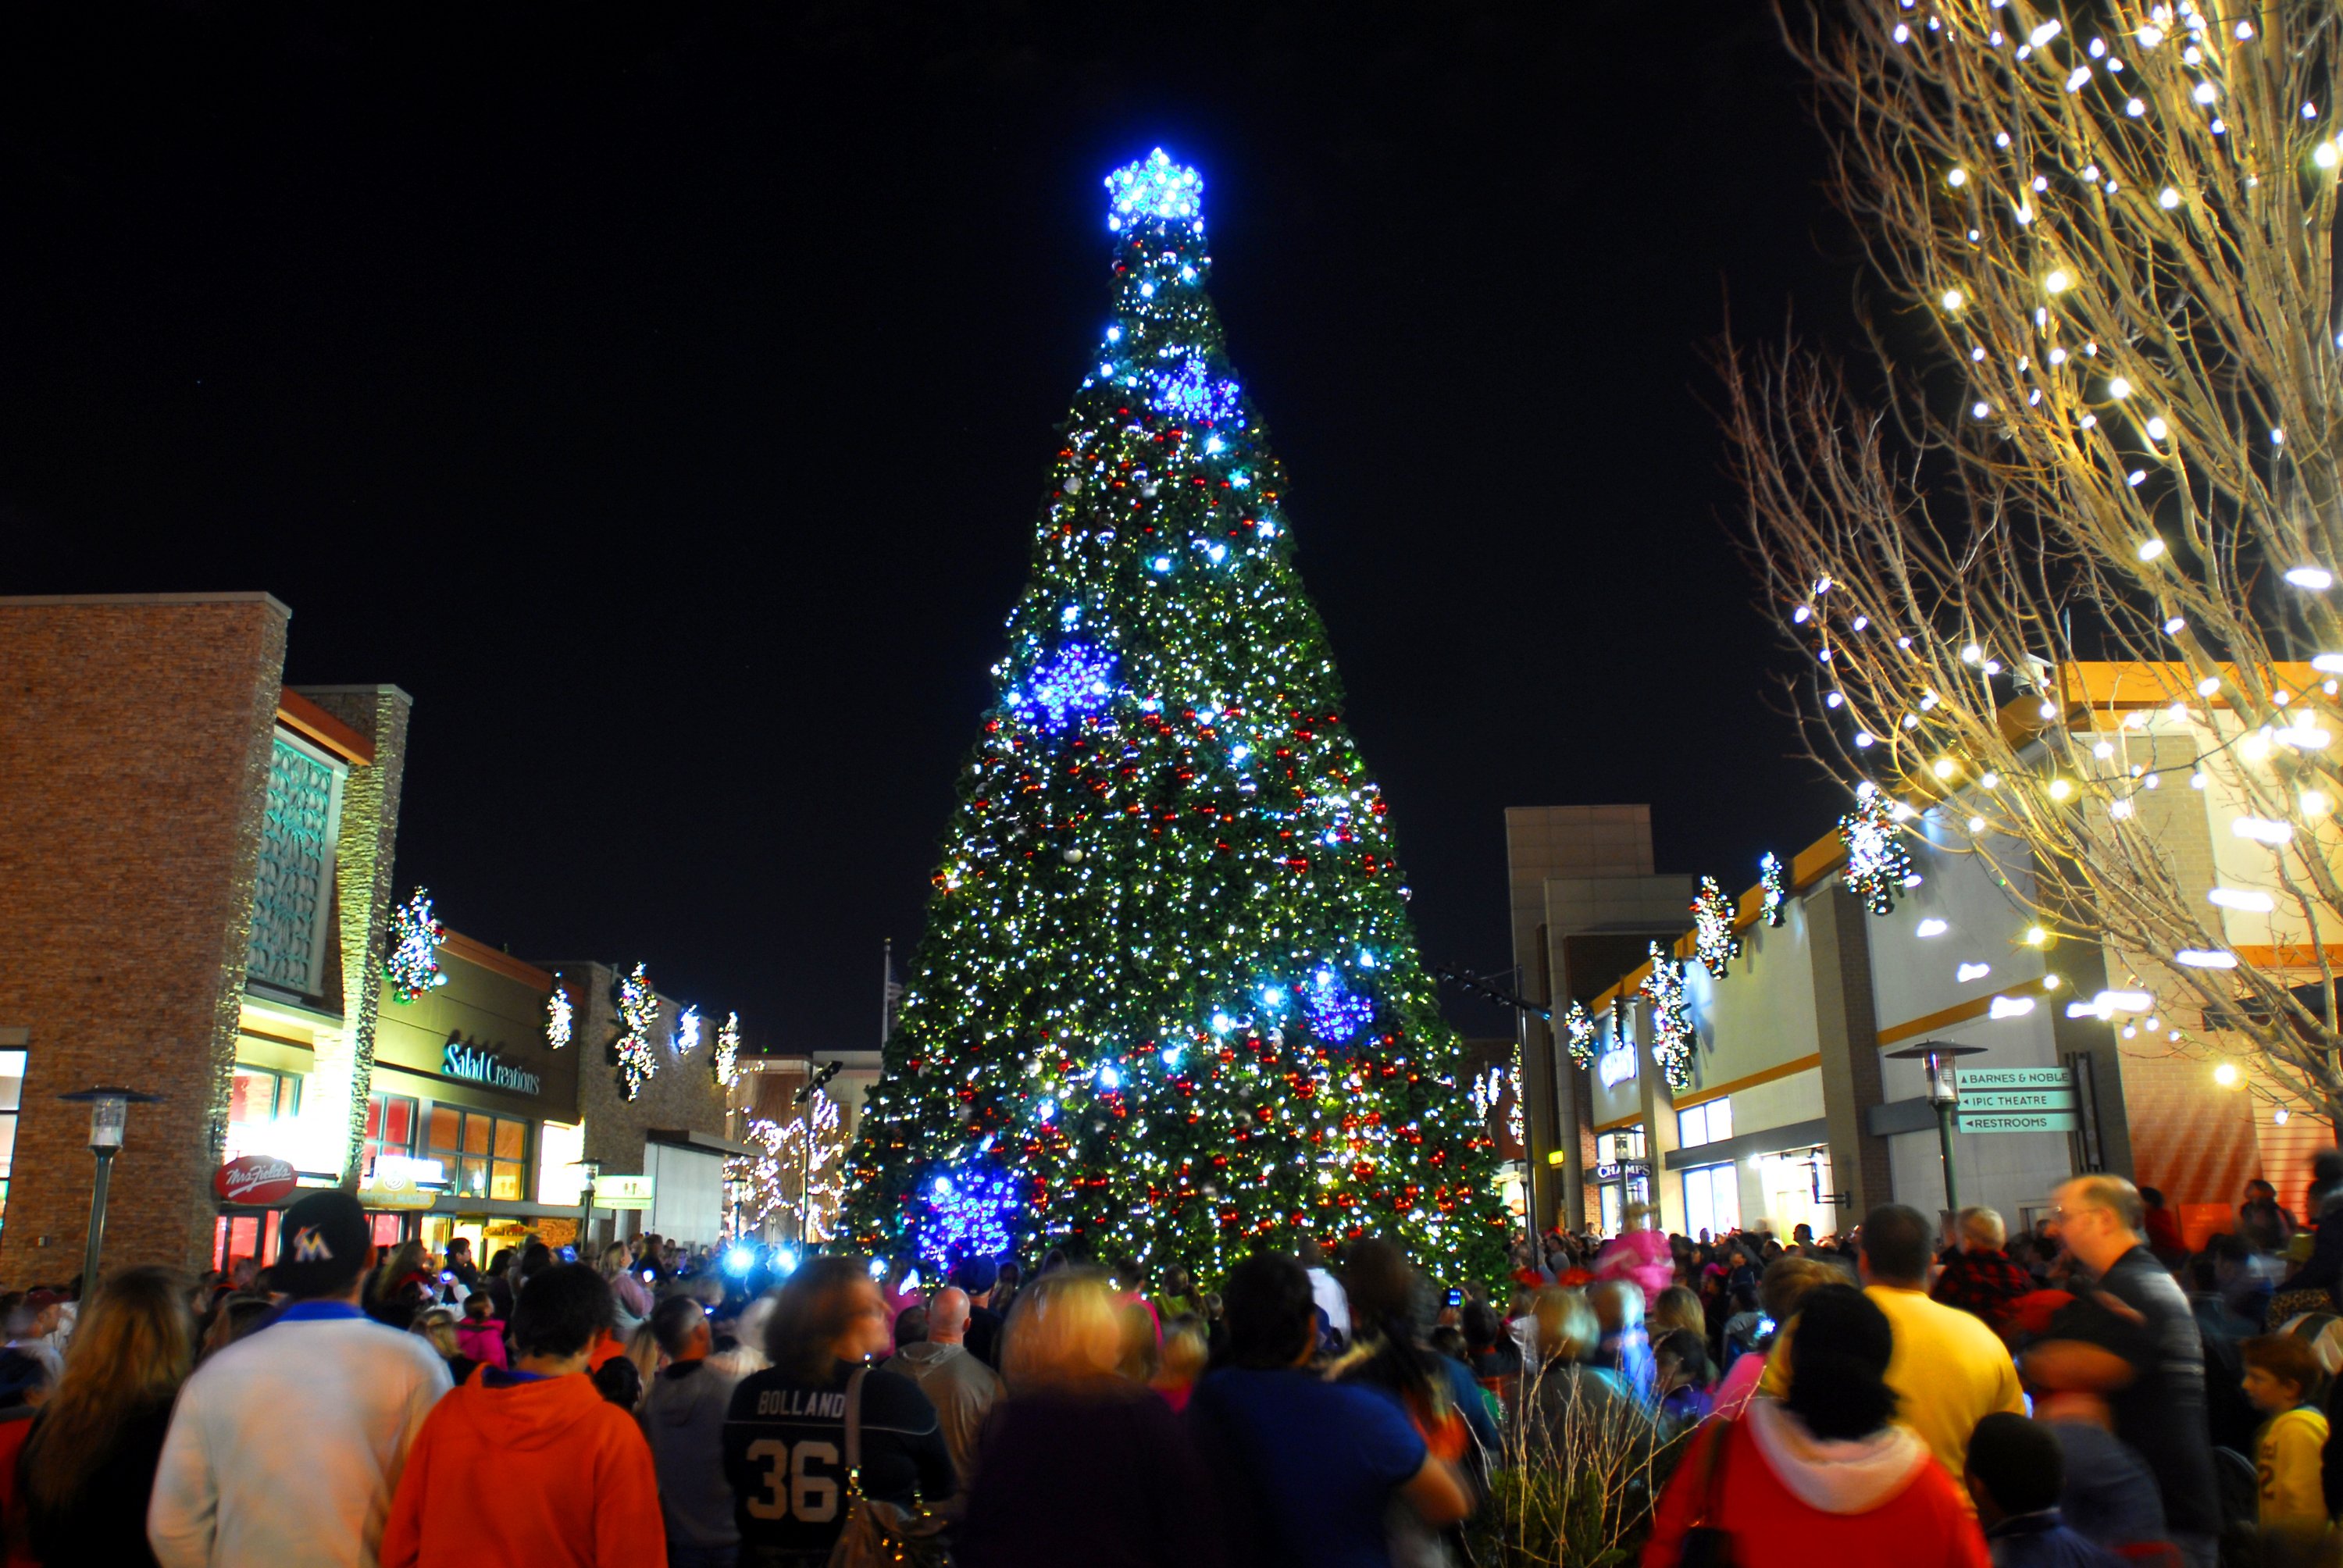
[1674,1418,1735,1568]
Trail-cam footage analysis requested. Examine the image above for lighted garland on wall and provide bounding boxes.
[713,1012,741,1088]
[383,889,447,1003]
[612,964,661,1101]
[1564,1002,1597,1070]
[1839,782,1919,915]
[1760,853,1788,927]
[1640,941,1697,1093]
[838,148,1504,1278]
[545,981,573,1050]
[1692,877,1741,978]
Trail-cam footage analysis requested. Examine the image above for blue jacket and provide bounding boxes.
[1984,1510,2124,1568]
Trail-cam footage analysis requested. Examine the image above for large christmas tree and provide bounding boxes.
[843,151,1504,1282]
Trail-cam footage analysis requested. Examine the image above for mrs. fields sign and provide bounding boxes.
[442,1038,543,1096]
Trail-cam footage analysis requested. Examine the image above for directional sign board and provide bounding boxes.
[1956,1067,2073,1091]
[1960,1089,2077,1113]
[1956,1110,2079,1134]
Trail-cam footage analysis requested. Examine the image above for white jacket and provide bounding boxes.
[148,1303,451,1568]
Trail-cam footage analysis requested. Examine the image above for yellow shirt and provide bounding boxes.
[1756,1283,2026,1505]
[2258,1406,2330,1530]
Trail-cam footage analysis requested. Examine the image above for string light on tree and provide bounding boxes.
[544,982,573,1050]
[1692,877,1742,977]
[1839,783,1919,915]
[1733,0,2343,1128]
[612,964,661,1102]
[842,150,1503,1278]
[729,1092,847,1242]
[384,889,447,1003]
[673,1005,702,1057]
[1640,942,1697,1093]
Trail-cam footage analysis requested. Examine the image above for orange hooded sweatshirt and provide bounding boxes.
[380,1369,666,1568]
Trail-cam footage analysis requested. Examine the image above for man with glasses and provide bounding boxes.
[2025,1175,2220,1568]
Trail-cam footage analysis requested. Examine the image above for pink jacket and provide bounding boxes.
[455,1316,508,1370]
[1595,1229,1674,1305]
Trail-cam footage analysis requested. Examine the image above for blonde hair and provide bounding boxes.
[1650,1285,1705,1340]
[1157,1318,1209,1388]
[1000,1267,1122,1389]
[24,1268,192,1509]
[1956,1206,2007,1250]
[620,1319,661,1410]
[411,1306,461,1360]
[1535,1288,1600,1363]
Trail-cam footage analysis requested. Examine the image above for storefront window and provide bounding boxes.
[0,1050,23,1235]
[1684,1162,1739,1238]
[362,1092,418,1181]
[224,1066,301,1162]
[427,1106,530,1202]
[1677,1099,1733,1149]
[1757,1148,1834,1242]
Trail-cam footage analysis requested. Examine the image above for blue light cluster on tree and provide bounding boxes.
[1151,355,1243,425]
[1009,642,1120,733]
[1303,968,1375,1045]
[921,1167,1018,1270]
[843,149,1505,1281]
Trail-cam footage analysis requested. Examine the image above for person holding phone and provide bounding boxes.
[601,1243,653,1339]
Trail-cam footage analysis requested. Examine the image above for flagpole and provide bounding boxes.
[882,938,893,1049]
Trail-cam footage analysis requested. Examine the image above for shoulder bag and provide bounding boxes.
[1674,1417,1735,1568]
[828,1364,954,1568]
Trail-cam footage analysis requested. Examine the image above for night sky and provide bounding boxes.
[2,2,1855,1051]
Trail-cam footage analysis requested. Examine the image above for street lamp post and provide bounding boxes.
[59,1087,162,1294]
[1884,1041,1986,1213]
[576,1158,602,1256]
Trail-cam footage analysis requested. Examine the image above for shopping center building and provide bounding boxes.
[0,591,743,1283]
[1507,664,2331,1242]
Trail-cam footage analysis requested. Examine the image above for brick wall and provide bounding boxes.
[0,594,289,1282]
[548,960,734,1199]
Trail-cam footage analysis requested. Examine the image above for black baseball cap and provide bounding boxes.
[270,1191,373,1299]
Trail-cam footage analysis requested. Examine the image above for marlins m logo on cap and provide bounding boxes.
[290,1225,333,1263]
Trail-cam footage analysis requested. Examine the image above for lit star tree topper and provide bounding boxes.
[842,150,1506,1279]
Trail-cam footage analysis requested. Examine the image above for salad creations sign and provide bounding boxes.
[442,1037,542,1096]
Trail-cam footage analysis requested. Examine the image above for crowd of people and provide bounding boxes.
[2,1164,2342,1566]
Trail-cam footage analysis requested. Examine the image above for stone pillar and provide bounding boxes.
[291,686,413,1188]
[1810,884,1893,1221]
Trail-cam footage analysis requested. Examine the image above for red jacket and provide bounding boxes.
[1643,1405,1988,1568]
[380,1370,665,1568]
